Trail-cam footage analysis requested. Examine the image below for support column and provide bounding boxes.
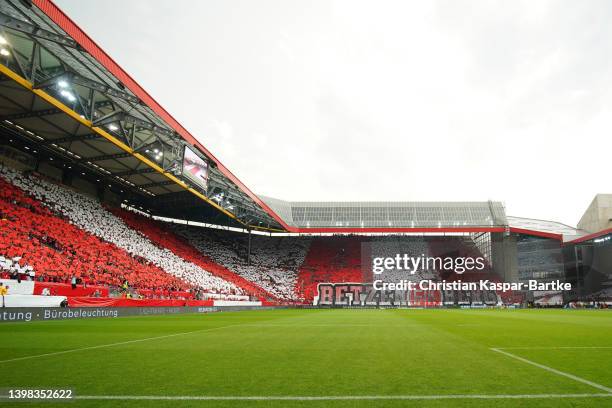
[247,229,252,266]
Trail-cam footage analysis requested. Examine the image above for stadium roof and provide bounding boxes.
[506,216,587,242]
[261,197,508,231]
[0,0,284,231]
[0,0,591,240]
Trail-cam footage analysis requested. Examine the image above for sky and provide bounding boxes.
[55,0,612,226]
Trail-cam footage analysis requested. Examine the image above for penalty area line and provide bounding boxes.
[490,348,612,394]
[73,394,612,401]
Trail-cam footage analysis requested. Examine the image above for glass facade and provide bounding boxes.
[563,233,612,302]
[517,236,565,283]
[261,198,508,229]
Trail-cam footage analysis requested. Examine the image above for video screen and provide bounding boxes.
[182,146,209,191]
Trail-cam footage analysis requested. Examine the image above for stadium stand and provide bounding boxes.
[174,225,310,301]
[0,166,531,306]
[0,172,184,294]
[296,236,364,302]
[425,237,524,304]
[370,237,438,283]
[427,238,492,277]
[0,163,551,306]
[0,255,34,279]
[111,208,280,301]
[0,165,241,297]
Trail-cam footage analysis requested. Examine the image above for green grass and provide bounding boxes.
[1,309,611,407]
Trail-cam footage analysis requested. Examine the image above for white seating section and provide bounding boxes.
[174,226,310,300]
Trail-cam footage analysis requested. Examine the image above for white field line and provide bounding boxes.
[69,394,612,401]
[0,324,245,364]
[240,324,416,327]
[495,346,612,350]
[490,348,612,393]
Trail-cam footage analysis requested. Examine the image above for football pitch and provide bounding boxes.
[1,308,611,407]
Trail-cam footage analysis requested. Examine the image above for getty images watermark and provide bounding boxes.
[370,253,571,292]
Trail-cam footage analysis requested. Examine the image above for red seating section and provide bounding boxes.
[296,237,364,302]
[33,281,109,297]
[0,176,191,295]
[110,208,280,302]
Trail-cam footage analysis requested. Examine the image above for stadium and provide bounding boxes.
[0,0,611,407]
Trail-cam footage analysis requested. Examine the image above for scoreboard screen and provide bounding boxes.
[182,146,209,191]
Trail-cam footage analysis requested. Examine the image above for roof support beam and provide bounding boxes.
[0,12,79,49]
[82,152,132,162]
[0,107,62,120]
[43,133,99,144]
[133,140,161,154]
[34,71,139,104]
[112,168,156,177]
[93,111,176,139]
[138,180,174,189]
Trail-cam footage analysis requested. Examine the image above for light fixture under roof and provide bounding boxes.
[108,124,119,131]
[59,89,76,102]
[57,80,69,88]
[0,48,10,57]
[0,35,7,45]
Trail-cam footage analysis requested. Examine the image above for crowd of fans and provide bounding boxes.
[174,226,310,301]
[112,208,271,300]
[370,237,438,283]
[0,165,240,298]
[296,236,364,302]
[0,255,35,280]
